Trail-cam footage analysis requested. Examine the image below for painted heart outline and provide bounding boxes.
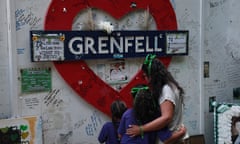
[44,0,177,116]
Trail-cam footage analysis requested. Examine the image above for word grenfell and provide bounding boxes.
[68,35,163,55]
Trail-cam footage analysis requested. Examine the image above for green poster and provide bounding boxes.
[21,68,51,93]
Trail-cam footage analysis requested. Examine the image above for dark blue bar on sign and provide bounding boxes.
[30,30,188,62]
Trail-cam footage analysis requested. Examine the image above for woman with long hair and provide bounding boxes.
[126,54,187,144]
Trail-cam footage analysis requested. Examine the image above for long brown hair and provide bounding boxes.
[142,55,184,104]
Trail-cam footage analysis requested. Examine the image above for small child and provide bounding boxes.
[98,100,127,144]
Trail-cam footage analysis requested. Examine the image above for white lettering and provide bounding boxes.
[145,36,154,52]
[154,36,162,52]
[68,37,83,54]
[135,36,145,52]
[125,37,134,53]
[110,37,123,53]
[67,33,164,56]
[85,37,96,54]
[98,37,109,54]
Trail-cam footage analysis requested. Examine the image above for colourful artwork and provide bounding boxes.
[0,116,42,144]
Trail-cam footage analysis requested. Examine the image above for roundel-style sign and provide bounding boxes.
[44,0,177,116]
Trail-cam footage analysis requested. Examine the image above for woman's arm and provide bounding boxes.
[164,126,186,144]
[126,100,174,136]
[144,100,174,131]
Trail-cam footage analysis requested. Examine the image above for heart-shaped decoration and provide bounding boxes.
[44,0,177,116]
[21,132,29,139]
[20,125,28,131]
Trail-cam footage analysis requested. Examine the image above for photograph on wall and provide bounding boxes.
[106,60,128,82]
[108,60,129,91]
[94,59,129,91]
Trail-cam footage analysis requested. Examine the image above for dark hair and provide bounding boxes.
[133,89,159,124]
[142,55,184,104]
[111,100,127,121]
[111,100,127,141]
[131,84,149,98]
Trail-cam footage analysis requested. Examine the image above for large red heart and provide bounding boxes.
[44,0,177,116]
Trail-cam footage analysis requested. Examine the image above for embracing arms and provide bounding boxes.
[126,100,174,136]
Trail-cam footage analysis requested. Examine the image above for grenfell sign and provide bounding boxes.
[30,30,188,62]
